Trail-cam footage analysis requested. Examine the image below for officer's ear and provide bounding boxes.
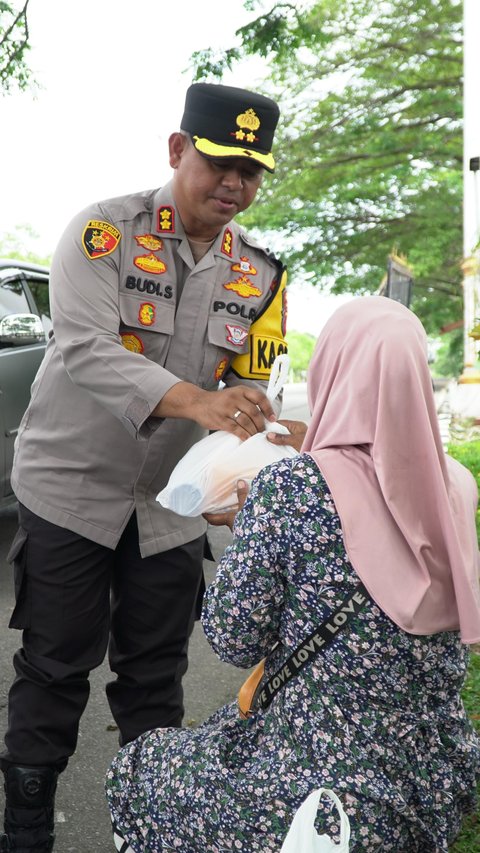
[168,132,189,169]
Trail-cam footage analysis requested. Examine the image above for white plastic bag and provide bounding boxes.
[157,355,298,517]
[280,788,351,853]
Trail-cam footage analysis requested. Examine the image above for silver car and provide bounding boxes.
[0,259,50,505]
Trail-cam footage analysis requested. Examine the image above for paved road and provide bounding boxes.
[0,387,311,852]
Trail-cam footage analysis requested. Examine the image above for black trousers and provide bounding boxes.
[1,504,205,771]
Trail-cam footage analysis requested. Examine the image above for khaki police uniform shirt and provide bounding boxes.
[11,182,288,557]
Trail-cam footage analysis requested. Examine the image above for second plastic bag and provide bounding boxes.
[157,355,298,517]
[280,788,350,853]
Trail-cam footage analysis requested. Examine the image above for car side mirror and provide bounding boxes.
[0,313,46,346]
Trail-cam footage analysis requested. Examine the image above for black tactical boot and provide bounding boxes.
[0,765,58,852]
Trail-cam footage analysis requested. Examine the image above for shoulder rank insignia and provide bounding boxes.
[221,228,233,256]
[157,206,175,233]
[135,234,163,251]
[82,220,121,259]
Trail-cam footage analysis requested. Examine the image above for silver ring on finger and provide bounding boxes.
[233,410,242,419]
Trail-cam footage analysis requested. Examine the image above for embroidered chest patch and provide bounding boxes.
[223,276,261,298]
[225,324,248,346]
[133,253,167,275]
[121,333,144,353]
[138,302,156,326]
[134,234,163,251]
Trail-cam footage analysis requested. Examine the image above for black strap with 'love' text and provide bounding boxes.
[254,583,370,713]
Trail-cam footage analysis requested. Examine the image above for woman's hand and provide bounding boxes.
[203,480,250,531]
[266,419,308,452]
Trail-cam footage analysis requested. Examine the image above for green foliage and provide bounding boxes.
[452,651,480,852]
[0,0,34,94]
[461,649,480,726]
[451,804,480,853]
[443,441,480,852]
[285,329,316,381]
[447,439,480,537]
[431,327,464,378]
[0,225,51,267]
[192,0,464,340]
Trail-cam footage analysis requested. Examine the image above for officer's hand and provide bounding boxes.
[266,419,308,452]
[206,386,276,438]
[154,382,276,440]
[203,479,250,531]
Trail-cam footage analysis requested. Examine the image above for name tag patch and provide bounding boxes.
[125,276,173,300]
[213,300,256,321]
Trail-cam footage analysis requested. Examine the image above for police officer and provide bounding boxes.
[0,82,287,851]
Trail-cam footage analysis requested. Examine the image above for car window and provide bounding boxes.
[0,278,32,315]
[24,277,52,335]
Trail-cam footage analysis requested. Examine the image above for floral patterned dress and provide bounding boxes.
[106,456,480,852]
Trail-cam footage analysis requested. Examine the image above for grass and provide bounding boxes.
[450,650,480,852]
[448,436,480,850]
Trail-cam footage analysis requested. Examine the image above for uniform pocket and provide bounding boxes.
[208,314,250,354]
[119,293,175,334]
[6,526,30,629]
[198,314,252,389]
[119,293,175,365]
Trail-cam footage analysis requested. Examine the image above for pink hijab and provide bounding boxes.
[302,296,480,643]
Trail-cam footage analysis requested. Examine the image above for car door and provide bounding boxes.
[0,267,49,501]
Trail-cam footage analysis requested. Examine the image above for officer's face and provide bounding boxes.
[169,133,264,240]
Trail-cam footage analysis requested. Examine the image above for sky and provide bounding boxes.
[0,0,352,335]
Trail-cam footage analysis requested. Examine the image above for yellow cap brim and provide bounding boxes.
[193,135,275,172]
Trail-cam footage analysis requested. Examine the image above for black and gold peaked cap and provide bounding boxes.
[180,83,280,173]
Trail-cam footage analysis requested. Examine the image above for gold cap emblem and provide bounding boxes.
[235,108,261,143]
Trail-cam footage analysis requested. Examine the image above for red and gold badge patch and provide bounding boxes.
[134,234,163,251]
[134,254,167,275]
[223,276,262,299]
[138,303,156,326]
[82,220,121,259]
[157,206,175,233]
[221,228,233,256]
[231,256,257,275]
[214,357,229,382]
[225,324,248,347]
[121,333,144,353]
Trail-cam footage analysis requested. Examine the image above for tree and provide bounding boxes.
[0,225,51,266]
[0,0,33,94]
[192,0,463,338]
[285,330,317,381]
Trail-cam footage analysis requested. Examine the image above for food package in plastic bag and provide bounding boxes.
[157,355,298,517]
[280,788,350,852]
